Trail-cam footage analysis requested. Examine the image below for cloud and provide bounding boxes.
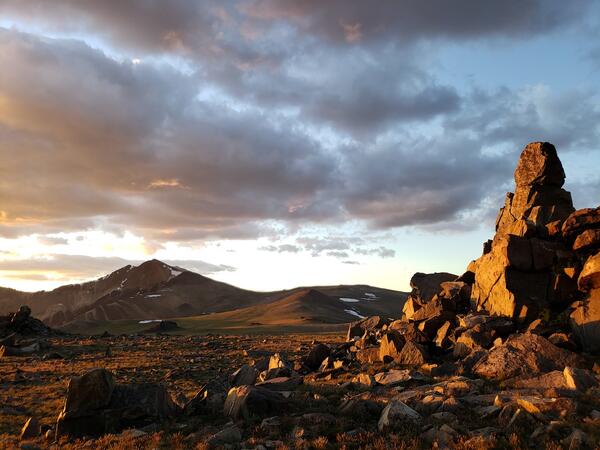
[0,2,598,247]
[242,1,591,44]
[356,247,396,258]
[259,244,301,253]
[0,254,235,282]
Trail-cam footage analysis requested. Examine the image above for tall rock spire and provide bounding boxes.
[470,142,576,322]
[495,142,574,235]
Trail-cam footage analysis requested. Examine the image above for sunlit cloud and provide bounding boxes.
[0,1,598,291]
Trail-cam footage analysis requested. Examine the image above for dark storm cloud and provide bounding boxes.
[0,1,598,242]
[242,0,590,44]
[2,1,589,52]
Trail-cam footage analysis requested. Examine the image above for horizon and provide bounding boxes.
[1,2,599,293]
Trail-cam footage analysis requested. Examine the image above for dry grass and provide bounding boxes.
[0,333,343,449]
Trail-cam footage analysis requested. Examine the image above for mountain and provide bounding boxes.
[185,288,395,326]
[0,260,407,328]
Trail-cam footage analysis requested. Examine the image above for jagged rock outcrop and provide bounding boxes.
[471,142,577,322]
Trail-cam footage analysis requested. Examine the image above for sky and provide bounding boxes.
[0,1,599,293]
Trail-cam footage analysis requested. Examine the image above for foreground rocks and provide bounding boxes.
[56,368,178,438]
[0,305,60,359]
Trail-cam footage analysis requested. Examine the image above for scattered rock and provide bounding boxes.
[396,341,428,366]
[229,364,258,387]
[374,369,412,386]
[223,385,286,420]
[20,417,41,440]
[206,425,242,447]
[563,366,598,391]
[473,333,583,380]
[377,401,422,431]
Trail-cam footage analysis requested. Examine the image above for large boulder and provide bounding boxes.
[396,341,428,366]
[378,401,422,431]
[562,207,600,240]
[184,376,230,416]
[513,141,565,188]
[471,249,549,321]
[346,316,386,341]
[55,368,178,438]
[408,272,458,304]
[223,385,286,420]
[570,289,600,354]
[303,343,330,371]
[578,252,600,291]
[379,331,405,363]
[573,229,600,252]
[496,143,574,235]
[473,333,584,380]
[62,368,115,414]
[229,364,258,387]
[388,321,428,343]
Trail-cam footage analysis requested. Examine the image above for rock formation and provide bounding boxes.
[470,142,577,322]
[55,368,178,438]
[466,142,599,354]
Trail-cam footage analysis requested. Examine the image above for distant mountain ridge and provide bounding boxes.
[0,259,407,328]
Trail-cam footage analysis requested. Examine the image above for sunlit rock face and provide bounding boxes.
[495,142,574,235]
[465,142,599,353]
[470,142,575,322]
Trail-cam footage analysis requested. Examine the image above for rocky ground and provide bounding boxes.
[0,314,599,450]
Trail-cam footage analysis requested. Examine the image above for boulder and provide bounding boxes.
[396,341,428,366]
[411,296,456,323]
[388,320,428,343]
[356,347,380,364]
[408,272,457,303]
[20,417,41,440]
[56,368,178,438]
[471,250,550,321]
[506,370,568,390]
[513,142,565,188]
[223,385,286,420]
[346,316,385,341]
[256,376,303,392]
[573,229,600,252]
[496,185,574,235]
[562,207,600,240]
[377,401,422,431]
[206,425,242,447]
[374,369,413,386]
[303,343,330,371]
[229,364,258,387]
[570,289,600,354]
[434,321,453,349]
[62,368,115,414]
[473,333,583,380]
[184,376,229,416]
[378,331,405,363]
[578,252,600,291]
[401,297,422,320]
[563,366,599,391]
